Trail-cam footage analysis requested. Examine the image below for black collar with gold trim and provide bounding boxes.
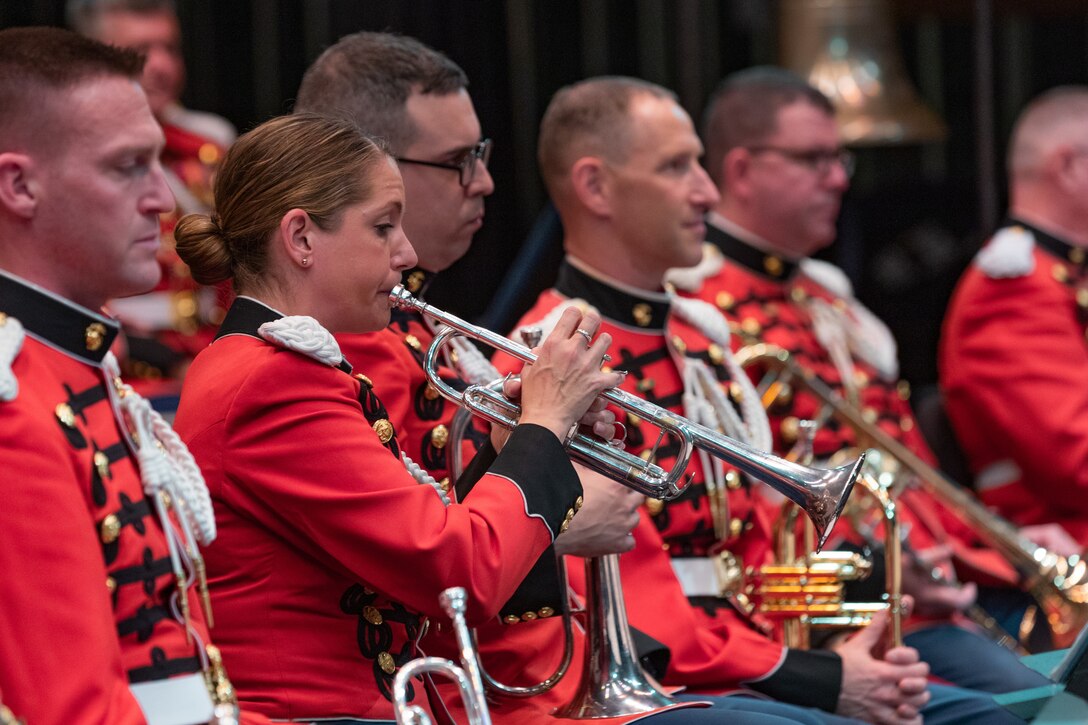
[0,269,119,364]
[1007,217,1088,273]
[705,221,799,281]
[214,296,353,374]
[401,267,437,297]
[554,260,670,331]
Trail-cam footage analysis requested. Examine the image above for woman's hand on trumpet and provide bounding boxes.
[554,466,643,557]
[497,307,626,447]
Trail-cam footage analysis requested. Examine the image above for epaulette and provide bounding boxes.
[0,312,25,402]
[664,243,724,292]
[974,225,1036,279]
[798,258,853,299]
[258,316,346,368]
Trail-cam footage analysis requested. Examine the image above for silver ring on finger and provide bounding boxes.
[574,328,593,348]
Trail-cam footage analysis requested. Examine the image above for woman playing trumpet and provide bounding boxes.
[171,113,624,723]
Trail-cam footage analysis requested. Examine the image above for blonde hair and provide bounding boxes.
[175,113,389,293]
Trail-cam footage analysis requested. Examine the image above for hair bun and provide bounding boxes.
[174,213,234,285]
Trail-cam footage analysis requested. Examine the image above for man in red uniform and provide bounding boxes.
[498,74,1032,724]
[0,26,257,724]
[69,0,236,384]
[291,33,848,725]
[941,87,1088,551]
[684,66,1057,689]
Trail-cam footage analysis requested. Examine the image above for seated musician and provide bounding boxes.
[941,87,1088,552]
[497,74,1030,724]
[289,30,861,725]
[0,26,261,724]
[170,112,625,723]
[670,66,1054,689]
[69,0,236,387]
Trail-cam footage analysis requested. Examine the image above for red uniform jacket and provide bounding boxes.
[941,220,1088,543]
[174,295,583,722]
[497,258,845,713]
[684,220,1016,592]
[0,270,236,724]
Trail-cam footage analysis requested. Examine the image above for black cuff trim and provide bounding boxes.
[454,440,498,501]
[745,648,842,712]
[498,547,565,623]
[488,424,581,540]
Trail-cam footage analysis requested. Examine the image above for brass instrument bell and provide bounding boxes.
[779,0,947,146]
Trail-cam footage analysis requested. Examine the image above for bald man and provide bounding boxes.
[941,87,1088,551]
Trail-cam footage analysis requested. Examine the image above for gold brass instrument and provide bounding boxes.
[748,420,903,648]
[389,286,863,549]
[737,343,1088,648]
[393,587,492,725]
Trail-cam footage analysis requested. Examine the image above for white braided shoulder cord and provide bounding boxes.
[669,294,772,453]
[664,243,725,292]
[258,316,345,367]
[401,452,452,506]
[0,314,25,402]
[106,354,217,547]
[446,336,500,386]
[680,362,728,505]
[800,259,899,383]
[807,297,861,401]
[103,353,216,641]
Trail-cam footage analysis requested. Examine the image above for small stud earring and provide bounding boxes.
[301,257,310,266]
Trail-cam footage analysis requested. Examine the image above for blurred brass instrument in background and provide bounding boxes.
[393,587,492,725]
[746,418,904,648]
[737,343,1088,650]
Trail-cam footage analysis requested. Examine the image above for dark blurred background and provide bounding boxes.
[4,0,1088,389]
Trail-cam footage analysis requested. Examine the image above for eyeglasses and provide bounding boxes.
[396,138,493,188]
[746,145,855,178]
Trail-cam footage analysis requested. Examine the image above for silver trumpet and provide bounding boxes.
[393,587,492,725]
[389,286,862,548]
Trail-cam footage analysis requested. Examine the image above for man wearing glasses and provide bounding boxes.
[667,66,1049,693]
